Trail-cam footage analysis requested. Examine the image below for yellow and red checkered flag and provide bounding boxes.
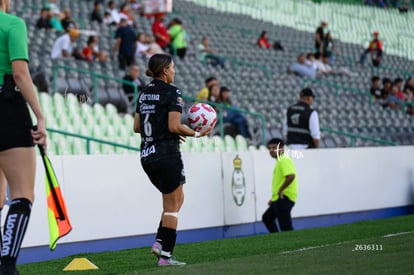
[38,144,72,250]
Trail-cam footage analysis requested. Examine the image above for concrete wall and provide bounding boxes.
[11,146,414,249]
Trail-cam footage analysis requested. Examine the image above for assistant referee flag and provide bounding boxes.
[38,144,72,250]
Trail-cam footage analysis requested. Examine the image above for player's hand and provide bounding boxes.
[278,191,284,200]
[179,135,186,143]
[199,127,212,137]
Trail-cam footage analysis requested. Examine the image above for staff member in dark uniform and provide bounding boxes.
[284,88,320,149]
[0,0,47,274]
[134,54,211,267]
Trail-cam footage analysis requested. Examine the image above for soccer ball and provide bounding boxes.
[187,103,217,131]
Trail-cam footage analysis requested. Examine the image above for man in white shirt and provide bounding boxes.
[283,88,320,149]
[50,28,80,59]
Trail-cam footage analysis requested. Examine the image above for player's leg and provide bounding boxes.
[0,169,7,254]
[0,147,36,270]
[277,197,295,231]
[157,184,186,266]
[151,185,184,257]
[262,202,279,233]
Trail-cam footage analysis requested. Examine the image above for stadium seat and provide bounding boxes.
[235,135,248,152]
[224,135,237,152]
[12,0,413,152]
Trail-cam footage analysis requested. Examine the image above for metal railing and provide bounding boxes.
[52,65,267,145]
[321,127,398,147]
[52,64,139,108]
[47,128,140,154]
[183,96,267,145]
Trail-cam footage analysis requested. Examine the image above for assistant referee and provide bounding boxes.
[0,1,47,274]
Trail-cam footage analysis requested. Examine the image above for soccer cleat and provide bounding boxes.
[157,257,186,267]
[151,241,162,257]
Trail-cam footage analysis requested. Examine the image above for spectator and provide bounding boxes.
[207,83,220,103]
[257,30,284,51]
[152,14,171,51]
[82,35,107,62]
[393,77,404,100]
[146,34,166,57]
[61,9,79,31]
[50,28,81,59]
[127,0,143,14]
[119,2,135,26]
[112,18,136,70]
[404,85,414,115]
[383,83,404,110]
[36,7,53,29]
[49,11,64,33]
[380,77,392,103]
[283,88,320,149]
[370,76,383,103]
[122,64,146,101]
[61,9,78,32]
[317,54,355,77]
[288,53,317,79]
[196,76,219,102]
[315,20,328,55]
[45,0,64,32]
[106,0,121,25]
[217,87,250,139]
[45,0,63,20]
[323,31,336,64]
[135,32,151,58]
[90,0,103,24]
[196,36,225,68]
[305,53,318,70]
[168,18,188,59]
[403,76,414,92]
[103,11,115,25]
[257,30,271,49]
[358,32,383,67]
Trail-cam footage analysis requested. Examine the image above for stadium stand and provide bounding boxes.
[12,0,414,154]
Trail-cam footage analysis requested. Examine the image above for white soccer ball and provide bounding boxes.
[187,103,217,131]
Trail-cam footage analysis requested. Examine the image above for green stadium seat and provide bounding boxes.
[212,136,225,152]
[235,135,248,152]
[224,135,237,152]
[72,138,87,155]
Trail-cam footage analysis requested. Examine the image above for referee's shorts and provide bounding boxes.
[142,155,186,194]
[0,93,34,152]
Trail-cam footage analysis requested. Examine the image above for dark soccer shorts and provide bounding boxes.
[142,156,186,194]
[0,95,34,152]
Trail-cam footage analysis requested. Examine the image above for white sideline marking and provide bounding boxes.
[281,245,324,254]
[383,231,413,238]
[281,232,414,254]
[281,241,351,254]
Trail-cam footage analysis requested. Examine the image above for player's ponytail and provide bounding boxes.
[145,69,154,77]
[147,54,173,78]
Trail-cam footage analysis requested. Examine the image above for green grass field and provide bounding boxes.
[19,214,414,274]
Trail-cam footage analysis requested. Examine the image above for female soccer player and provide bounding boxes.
[134,54,211,266]
[0,0,47,273]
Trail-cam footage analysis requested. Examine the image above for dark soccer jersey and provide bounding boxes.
[136,79,184,163]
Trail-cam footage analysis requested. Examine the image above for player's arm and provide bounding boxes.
[12,60,47,146]
[309,111,320,148]
[278,174,295,199]
[133,113,141,133]
[112,37,121,58]
[168,111,211,137]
